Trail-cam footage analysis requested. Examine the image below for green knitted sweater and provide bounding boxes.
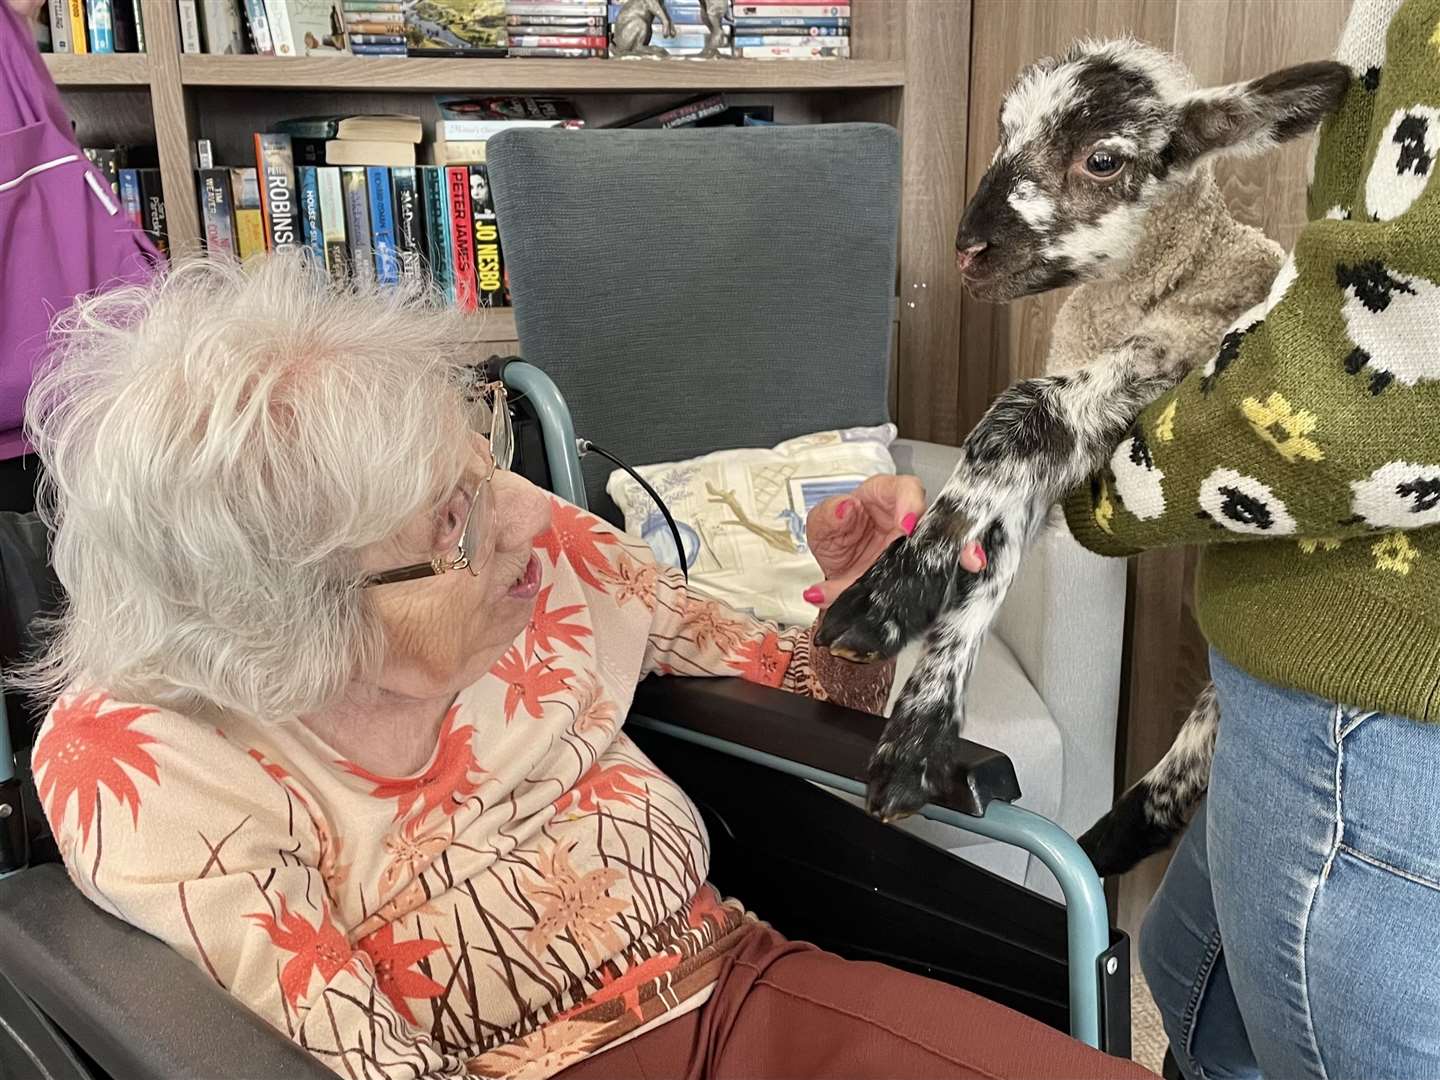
[1064,0,1440,722]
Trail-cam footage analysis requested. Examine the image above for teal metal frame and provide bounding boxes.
[499,362,1112,1049]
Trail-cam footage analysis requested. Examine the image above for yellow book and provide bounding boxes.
[68,0,88,53]
[234,209,266,261]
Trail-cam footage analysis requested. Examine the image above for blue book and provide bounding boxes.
[420,166,452,301]
[117,169,143,229]
[366,166,399,286]
[86,0,116,51]
[298,166,325,268]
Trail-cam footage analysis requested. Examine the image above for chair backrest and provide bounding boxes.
[488,123,901,521]
[0,512,59,753]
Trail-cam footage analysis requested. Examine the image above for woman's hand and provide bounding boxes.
[803,475,926,609]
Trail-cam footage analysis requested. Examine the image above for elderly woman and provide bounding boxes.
[23,257,1138,1080]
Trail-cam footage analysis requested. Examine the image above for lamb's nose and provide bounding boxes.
[955,242,988,274]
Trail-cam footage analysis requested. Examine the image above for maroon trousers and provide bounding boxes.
[560,927,1153,1079]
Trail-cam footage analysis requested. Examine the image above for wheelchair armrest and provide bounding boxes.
[0,863,331,1079]
[629,675,1021,817]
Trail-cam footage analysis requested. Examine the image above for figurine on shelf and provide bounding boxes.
[610,0,676,58]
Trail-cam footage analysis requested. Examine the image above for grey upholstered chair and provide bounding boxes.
[488,124,1128,897]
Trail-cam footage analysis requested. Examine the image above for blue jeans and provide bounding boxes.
[1141,649,1440,1080]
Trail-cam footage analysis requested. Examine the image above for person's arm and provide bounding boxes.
[1065,13,1439,556]
[34,694,468,1079]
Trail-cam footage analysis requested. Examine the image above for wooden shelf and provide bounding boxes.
[179,55,905,92]
[43,53,150,87]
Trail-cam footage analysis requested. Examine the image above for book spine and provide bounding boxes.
[505,34,606,47]
[85,0,113,51]
[317,167,350,285]
[421,167,451,299]
[340,166,374,286]
[505,46,605,57]
[229,167,266,259]
[83,148,119,194]
[390,167,422,285]
[254,132,299,252]
[342,0,404,8]
[468,165,505,307]
[111,0,136,51]
[263,0,297,54]
[505,2,607,14]
[177,0,201,51]
[734,32,847,43]
[366,166,399,286]
[737,42,848,57]
[242,0,274,53]
[732,3,849,14]
[201,0,246,54]
[138,169,168,257]
[118,169,142,228]
[132,0,144,50]
[346,33,405,44]
[298,166,326,269]
[197,168,237,256]
[504,14,606,26]
[66,0,87,54]
[349,43,407,54]
[732,15,849,26]
[49,0,72,52]
[445,166,475,311]
[343,10,403,24]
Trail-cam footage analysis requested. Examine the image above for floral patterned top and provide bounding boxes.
[34,499,889,1078]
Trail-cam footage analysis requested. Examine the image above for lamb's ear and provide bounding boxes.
[1168,60,1350,166]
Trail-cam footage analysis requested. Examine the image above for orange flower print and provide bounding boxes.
[570,671,618,737]
[470,1020,607,1079]
[556,951,683,1023]
[491,647,574,723]
[357,922,447,1025]
[685,883,733,933]
[247,895,351,1011]
[341,705,486,835]
[553,762,655,816]
[313,816,351,909]
[33,691,159,845]
[525,584,593,658]
[602,553,658,612]
[731,631,790,687]
[380,828,451,892]
[534,501,621,591]
[680,597,749,655]
[521,839,627,963]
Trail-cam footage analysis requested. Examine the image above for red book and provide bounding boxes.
[446,166,477,312]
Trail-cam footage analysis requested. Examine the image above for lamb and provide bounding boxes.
[813,37,1349,865]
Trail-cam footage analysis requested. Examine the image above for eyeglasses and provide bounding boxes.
[362,381,514,588]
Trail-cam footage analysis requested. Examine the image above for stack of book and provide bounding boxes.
[426,95,583,166]
[179,0,348,55]
[507,0,605,57]
[85,144,168,256]
[196,127,509,310]
[606,0,731,57]
[276,113,425,167]
[407,0,507,56]
[344,0,405,56]
[732,0,848,58]
[44,0,144,53]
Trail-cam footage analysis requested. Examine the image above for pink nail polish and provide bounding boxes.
[901,512,918,536]
[836,500,852,521]
[804,586,825,604]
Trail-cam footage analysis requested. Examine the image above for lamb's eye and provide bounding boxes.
[1083,150,1124,179]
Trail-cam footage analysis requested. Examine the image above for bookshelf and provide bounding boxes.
[48,0,969,423]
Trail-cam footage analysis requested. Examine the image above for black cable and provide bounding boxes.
[578,440,689,583]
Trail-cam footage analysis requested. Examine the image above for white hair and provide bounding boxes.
[21,254,483,720]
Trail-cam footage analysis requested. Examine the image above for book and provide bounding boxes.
[350,42,408,54]
[434,117,583,141]
[230,168,266,259]
[469,165,504,307]
[344,0,404,8]
[66,0,87,54]
[732,14,847,26]
[201,0,246,53]
[275,114,423,142]
[437,95,582,122]
[406,0,505,52]
[423,138,489,166]
[344,12,402,26]
[117,169,143,228]
[506,46,604,56]
[391,167,422,284]
[298,165,326,268]
[324,139,416,167]
[291,137,327,166]
[112,0,137,50]
[262,0,296,54]
[85,0,114,51]
[734,32,846,43]
[83,148,120,194]
[505,1,605,13]
[316,167,349,284]
[341,166,374,285]
[177,0,201,50]
[608,93,726,129]
[283,0,348,54]
[732,2,847,14]
[420,166,451,300]
[197,168,237,256]
[505,34,605,47]
[138,169,168,257]
[49,0,72,52]
[253,132,300,252]
[366,167,399,285]
[241,0,274,52]
[445,166,476,311]
[347,32,405,44]
[737,41,847,57]
[504,15,605,27]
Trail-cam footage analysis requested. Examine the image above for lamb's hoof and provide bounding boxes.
[815,536,958,662]
[1077,783,1175,878]
[865,695,962,822]
[815,585,903,663]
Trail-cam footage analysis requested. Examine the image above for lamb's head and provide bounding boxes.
[955,39,1349,302]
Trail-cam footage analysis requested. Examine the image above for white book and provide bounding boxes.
[48,0,72,52]
[317,167,348,283]
[177,0,203,52]
[200,0,246,54]
[263,0,297,55]
[733,4,850,16]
